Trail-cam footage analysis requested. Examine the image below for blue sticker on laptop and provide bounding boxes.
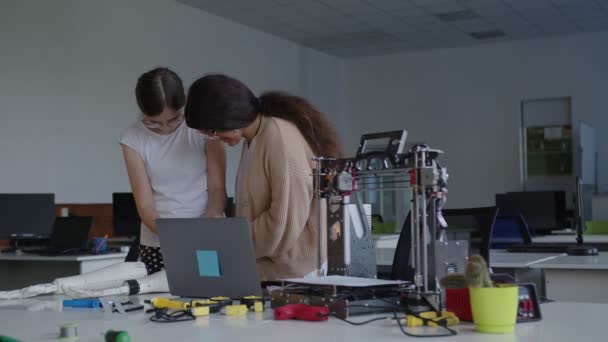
[195,250,221,277]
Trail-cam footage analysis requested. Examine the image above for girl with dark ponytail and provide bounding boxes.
[120,68,227,275]
[185,74,342,280]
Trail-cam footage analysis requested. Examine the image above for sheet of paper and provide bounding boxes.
[281,275,410,287]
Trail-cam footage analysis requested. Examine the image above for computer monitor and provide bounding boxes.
[0,193,55,238]
[112,192,141,238]
[495,191,566,234]
[574,177,585,239]
[50,216,93,251]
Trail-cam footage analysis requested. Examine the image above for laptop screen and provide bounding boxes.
[157,218,261,298]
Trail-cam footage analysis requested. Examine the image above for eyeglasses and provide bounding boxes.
[200,130,220,141]
[199,129,239,141]
[141,114,184,130]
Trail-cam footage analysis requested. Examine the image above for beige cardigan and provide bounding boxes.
[236,116,324,280]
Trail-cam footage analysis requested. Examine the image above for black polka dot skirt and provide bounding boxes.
[139,245,165,275]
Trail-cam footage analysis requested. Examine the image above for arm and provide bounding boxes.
[204,140,227,217]
[250,133,313,258]
[120,144,159,233]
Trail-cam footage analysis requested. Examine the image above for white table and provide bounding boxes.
[488,251,564,268]
[533,234,608,244]
[530,253,608,303]
[0,295,605,341]
[373,235,564,269]
[0,252,127,290]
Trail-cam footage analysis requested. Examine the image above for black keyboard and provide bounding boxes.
[507,245,571,254]
[22,248,87,256]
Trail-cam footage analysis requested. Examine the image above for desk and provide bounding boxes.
[373,235,556,269]
[488,251,564,268]
[489,251,566,296]
[0,295,605,341]
[0,252,127,290]
[533,234,608,244]
[530,254,608,303]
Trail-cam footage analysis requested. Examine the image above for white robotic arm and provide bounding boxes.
[0,261,168,300]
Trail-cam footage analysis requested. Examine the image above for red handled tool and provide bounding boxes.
[274,304,329,321]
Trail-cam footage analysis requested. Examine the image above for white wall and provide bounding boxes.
[0,0,343,203]
[344,32,608,208]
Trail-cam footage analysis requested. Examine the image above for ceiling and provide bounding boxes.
[177,0,608,57]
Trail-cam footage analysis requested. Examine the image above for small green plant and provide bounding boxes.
[465,255,493,288]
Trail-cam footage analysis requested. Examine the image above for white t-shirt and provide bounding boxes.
[119,119,208,247]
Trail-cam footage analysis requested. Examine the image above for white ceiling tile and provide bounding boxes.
[331,25,373,35]
[178,0,603,57]
[373,21,410,32]
[517,6,562,19]
[460,0,509,10]
[401,14,445,25]
[485,15,529,28]
[529,18,572,29]
[389,7,429,17]
[411,0,453,8]
[362,0,417,10]
[358,13,396,25]
[577,20,608,32]
[431,30,470,40]
[535,20,575,31]
[501,27,542,37]
[341,7,387,18]
[452,19,497,32]
[305,9,351,20]
[503,0,555,10]
[557,2,604,18]
[474,7,518,18]
[282,1,331,14]
[419,2,469,13]
[572,16,608,27]
[551,0,597,6]
[508,31,545,40]
[573,16,608,24]
[273,0,301,4]
[321,1,374,13]
[423,23,463,34]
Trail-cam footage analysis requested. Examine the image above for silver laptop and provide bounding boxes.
[157,218,261,298]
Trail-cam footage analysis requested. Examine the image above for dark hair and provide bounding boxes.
[186,74,342,157]
[135,67,185,116]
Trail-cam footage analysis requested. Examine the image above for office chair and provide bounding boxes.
[440,206,500,267]
[391,205,499,281]
[490,213,533,249]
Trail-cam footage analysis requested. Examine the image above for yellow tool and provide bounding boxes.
[188,306,210,317]
[405,311,459,327]
[241,295,265,312]
[210,296,231,304]
[225,304,248,316]
[253,302,264,313]
[191,299,217,307]
[150,297,190,310]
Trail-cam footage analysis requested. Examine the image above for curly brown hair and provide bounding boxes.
[185,74,342,157]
